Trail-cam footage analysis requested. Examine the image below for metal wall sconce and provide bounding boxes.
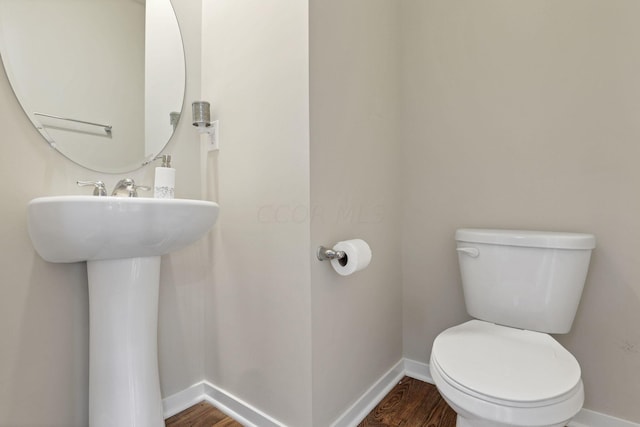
[192,101,211,129]
[192,101,218,151]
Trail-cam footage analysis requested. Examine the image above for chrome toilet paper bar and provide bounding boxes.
[316,246,346,261]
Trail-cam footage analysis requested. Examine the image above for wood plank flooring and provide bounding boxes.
[165,377,456,427]
[165,402,243,427]
[359,377,456,426]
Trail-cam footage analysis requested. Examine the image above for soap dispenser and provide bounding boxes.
[153,154,175,199]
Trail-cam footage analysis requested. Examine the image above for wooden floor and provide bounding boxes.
[165,402,243,427]
[359,377,457,426]
[165,377,456,427]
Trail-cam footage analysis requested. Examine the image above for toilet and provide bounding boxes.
[430,228,596,427]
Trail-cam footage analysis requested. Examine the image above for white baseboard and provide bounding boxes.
[201,381,285,427]
[330,359,405,427]
[163,359,640,427]
[403,357,433,384]
[162,380,285,427]
[163,381,207,419]
[569,408,640,427]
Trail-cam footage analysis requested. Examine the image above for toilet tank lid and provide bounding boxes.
[455,228,596,250]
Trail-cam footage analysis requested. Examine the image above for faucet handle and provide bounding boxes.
[136,184,151,194]
[77,180,107,196]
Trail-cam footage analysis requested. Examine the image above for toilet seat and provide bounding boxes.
[431,320,582,406]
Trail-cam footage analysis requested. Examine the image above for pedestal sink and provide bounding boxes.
[27,196,219,427]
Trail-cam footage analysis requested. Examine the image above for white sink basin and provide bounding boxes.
[27,195,219,262]
[26,195,219,427]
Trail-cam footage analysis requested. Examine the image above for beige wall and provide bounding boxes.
[201,1,313,426]
[200,1,404,425]
[0,1,205,425]
[400,0,640,423]
[309,0,402,425]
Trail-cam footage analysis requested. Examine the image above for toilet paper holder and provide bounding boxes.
[316,246,346,261]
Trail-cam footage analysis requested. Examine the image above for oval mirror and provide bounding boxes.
[0,0,186,173]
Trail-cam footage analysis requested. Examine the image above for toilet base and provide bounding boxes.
[456,414,567,427]
[457,415,487,427]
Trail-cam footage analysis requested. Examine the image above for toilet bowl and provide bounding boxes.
[430,229,595,427]
[430,320,584,427]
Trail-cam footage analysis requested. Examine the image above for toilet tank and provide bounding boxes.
[455,229,596,334]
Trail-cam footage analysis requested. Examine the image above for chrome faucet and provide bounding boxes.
[111,178,150,197]
[77,180,107,196]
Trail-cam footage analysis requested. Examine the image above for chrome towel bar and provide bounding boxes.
[34,112,112,134]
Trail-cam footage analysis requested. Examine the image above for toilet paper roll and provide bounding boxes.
[330,239,372,276]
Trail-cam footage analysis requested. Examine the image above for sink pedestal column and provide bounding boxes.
[87,256,164,427]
